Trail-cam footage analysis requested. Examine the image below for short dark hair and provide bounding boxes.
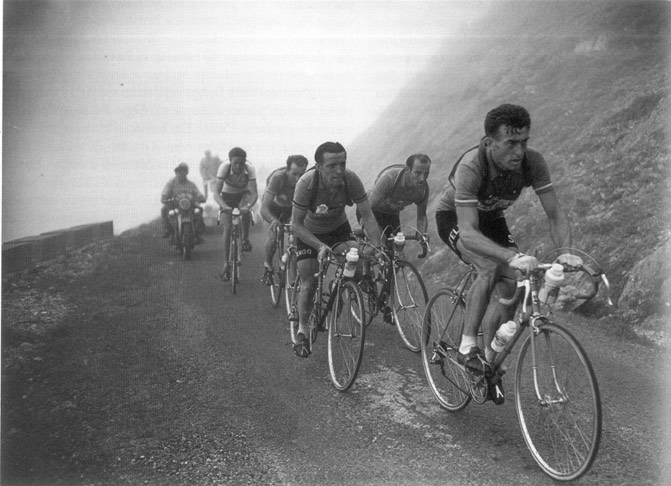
[484,104,531,138]
[405,153,432,168]
[228,147,247,160]
[314,142,346,164]
[286,154,309,170]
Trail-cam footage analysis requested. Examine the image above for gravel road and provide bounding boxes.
[2,221,670,485]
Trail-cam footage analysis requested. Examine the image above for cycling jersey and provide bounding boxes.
[369,166,429,215]
[436,139,553,216]
[292,169,367,234]
[217,162,256,194]
[265,169,297,208]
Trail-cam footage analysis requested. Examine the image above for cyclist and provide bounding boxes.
[435,104,581,373]
[364,153,431,240]
[160,162,206,242]
[291,141,382,358]
[213,147,258,281]
[260,154,309,285]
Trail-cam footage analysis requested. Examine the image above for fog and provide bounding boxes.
[2,0,482,242]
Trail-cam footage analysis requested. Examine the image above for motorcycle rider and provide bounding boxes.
[160,162,207,243]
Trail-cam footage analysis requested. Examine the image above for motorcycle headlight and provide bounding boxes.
[178,198,191,210]
[168,209,176,216]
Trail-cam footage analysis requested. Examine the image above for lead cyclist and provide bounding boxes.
[434,104,582,390]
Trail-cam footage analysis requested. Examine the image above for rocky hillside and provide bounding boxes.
[348,0,669,329]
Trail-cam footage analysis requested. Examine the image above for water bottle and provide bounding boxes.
[393,232,406,253]
[343,248,359,278]
[538,263,565,304]
[491,320,518,353]
[280,253,287,271]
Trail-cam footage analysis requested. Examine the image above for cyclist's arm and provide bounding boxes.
[416,199,428,234]
[213,179,226,209]
[245,180,259,208]
[291,206,327,251]
[357,199,383,249]
[456,206,517,263]
[538,189,572,248]
[260,191,277,224]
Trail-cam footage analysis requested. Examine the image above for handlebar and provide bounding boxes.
[385,231,430,259]
[498,262,612,308]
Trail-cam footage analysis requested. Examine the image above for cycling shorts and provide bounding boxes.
[220,191,250,209]
[295,222,354,262]
[436,210,517,263]
[268,202,292,224]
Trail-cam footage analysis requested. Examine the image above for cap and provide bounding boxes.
[174,162,189,173]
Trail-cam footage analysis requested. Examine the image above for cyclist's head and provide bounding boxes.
[228,147,247,161]
[314,142,346,165]
[405,154,431,187]
[286,154,309,171]
[484,104,531,139]
[204,150,211,157]
[405,153,432,169]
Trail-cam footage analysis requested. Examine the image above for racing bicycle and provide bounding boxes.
[420,249,612,481]
[265,216,292,307]
[288,243,366,392]
[218,207,249,294]
[356,231,430,352]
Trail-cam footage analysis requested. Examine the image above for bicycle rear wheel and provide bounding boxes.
[515,322,601,481]
[328,280,365,391]
[391,260,428,352]
[420,289,471,411]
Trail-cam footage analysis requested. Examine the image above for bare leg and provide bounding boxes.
[264,226,276,268]
[297,258,318,337]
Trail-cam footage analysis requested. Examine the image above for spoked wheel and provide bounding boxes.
[515,322,601,481]
[328,280,366,391]
[285,254,301,345]
[420,289,471,411]
[269,250,283,307]
[230,237,239,295]
[391,260,428,352]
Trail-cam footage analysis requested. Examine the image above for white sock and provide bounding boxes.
[459,335,478,355]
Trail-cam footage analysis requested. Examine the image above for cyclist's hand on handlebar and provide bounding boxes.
[269,219,280,232]
[556,253,583,268]
[317,244,330,263]
[508,253,538,274]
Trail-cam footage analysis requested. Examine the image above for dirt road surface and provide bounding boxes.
[2,222,670,485]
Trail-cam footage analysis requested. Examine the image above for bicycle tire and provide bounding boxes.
[230,234,239,295]
[420,289,471,411]
[286,253,301,345]
[269,245,283,307]
[515,321,601,481]
[328,280,366,391]
[391,260,428,352]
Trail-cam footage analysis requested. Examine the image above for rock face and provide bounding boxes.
[617,240,671,344]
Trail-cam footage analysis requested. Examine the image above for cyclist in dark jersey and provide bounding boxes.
[260,154,308,284]
[291,141,382,358]
[435,104,582,373]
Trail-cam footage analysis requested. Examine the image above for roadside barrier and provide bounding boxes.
[2,221,114,274]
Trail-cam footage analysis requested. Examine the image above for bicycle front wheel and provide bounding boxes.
[285,253,301,344]
[269,245,283,307]
[420,289,471,411]
[230,235,240,295]
[391,260,428,352]
[328,280,366,391]
[515,322,601,481]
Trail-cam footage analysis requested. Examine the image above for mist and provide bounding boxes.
[2,0,483,242]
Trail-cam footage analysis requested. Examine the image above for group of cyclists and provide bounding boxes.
[161,103,583,381]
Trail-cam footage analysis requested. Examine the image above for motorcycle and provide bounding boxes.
[168,193,203,260]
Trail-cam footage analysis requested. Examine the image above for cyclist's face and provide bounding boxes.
[488,125,529,171]
[409,160,430,188]
[319,152,347,188]
[287,163,307,184]
[231,156,246,173]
